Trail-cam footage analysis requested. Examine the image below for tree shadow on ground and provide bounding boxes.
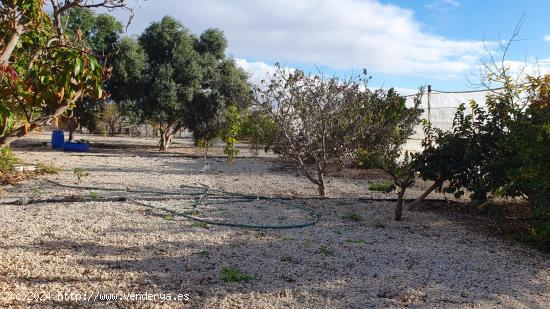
[4,199,548,308]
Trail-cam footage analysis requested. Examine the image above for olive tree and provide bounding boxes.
[130,17,251,151]
[136,16,201,150]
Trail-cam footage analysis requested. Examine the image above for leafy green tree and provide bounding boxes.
[109,37,146,104]
[185,57,252,142]
[196,28,227,59]
[130,16,251,151]
[61,7,124,141]
[358,90,423,220]
[136,16,201,150]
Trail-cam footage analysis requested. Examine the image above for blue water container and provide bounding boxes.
[51,130,65,149]
[63,142,90,152]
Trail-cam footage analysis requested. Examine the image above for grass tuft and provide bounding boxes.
[36,162,61,174]
[368,180,395,192]
[318,245,334,256]
[342,211,361,222]
[372,218,385,228]
[345,239,367,244]
[280,255,293,262]
[219,267,256,282]
[191,221,209,229]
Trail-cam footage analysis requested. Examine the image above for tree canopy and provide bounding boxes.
[121,15,251,150]
[0,0,132,147]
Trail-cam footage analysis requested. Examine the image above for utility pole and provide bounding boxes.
[427,84,432,146]
[427,84,432,125]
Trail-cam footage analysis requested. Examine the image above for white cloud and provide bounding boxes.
[425,0,461,10]
[234,59,278,86]
[544,35,550,42]
[120,0,487,78]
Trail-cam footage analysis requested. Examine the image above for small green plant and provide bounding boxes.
[89,191,99,200]
[31,188,42,199]
[318,245,334,256]
[196,250,210,257]
[163,214,175,221]
[372,218,385,228]
[191,221,209,229]
[368,180,395,192]
[222,106,241,165]
[280,235,294,241]
[73,168,89,185]
[280,255,293,262]
[196,138,211,160]
[36,162,61,174]
[241,112,276,156]
[219,267,256,282]
[342,211,361,222]
[0,147,19,172]
[345,239,367,244]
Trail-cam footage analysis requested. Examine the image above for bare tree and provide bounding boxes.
[255,65,372,196]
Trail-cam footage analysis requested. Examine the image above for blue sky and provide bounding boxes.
[109,0,550,92]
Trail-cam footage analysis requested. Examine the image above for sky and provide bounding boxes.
[106,0,550,92]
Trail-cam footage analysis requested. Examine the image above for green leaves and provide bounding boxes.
[222,105,241,165]
[0,105,15,136]
[74,57,83,77]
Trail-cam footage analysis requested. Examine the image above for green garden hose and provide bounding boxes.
[42,179,320,230]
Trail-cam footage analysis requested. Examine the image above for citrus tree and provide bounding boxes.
[0,0,130,147]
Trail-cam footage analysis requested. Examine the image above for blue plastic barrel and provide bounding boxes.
[63,142,90,152]
[51,130,65,149]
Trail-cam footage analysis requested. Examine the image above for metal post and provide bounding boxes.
[427,84,432,124]
[427,85,432,146]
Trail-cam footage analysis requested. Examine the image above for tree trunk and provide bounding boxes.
[317,173,327,197]
[318,182,327,197]
[405,179,442,210]
[67,115,77,142]
[108,123,116,136]
[395,189,406,221]
[159,130,173,151]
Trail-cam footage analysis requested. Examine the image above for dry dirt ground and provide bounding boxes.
[0,133,548,308]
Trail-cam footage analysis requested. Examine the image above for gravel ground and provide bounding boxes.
[0,132,548,308]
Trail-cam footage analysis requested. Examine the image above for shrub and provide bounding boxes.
[240,111,276,156]
[0,147,19,172]
[222,106,241,165]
